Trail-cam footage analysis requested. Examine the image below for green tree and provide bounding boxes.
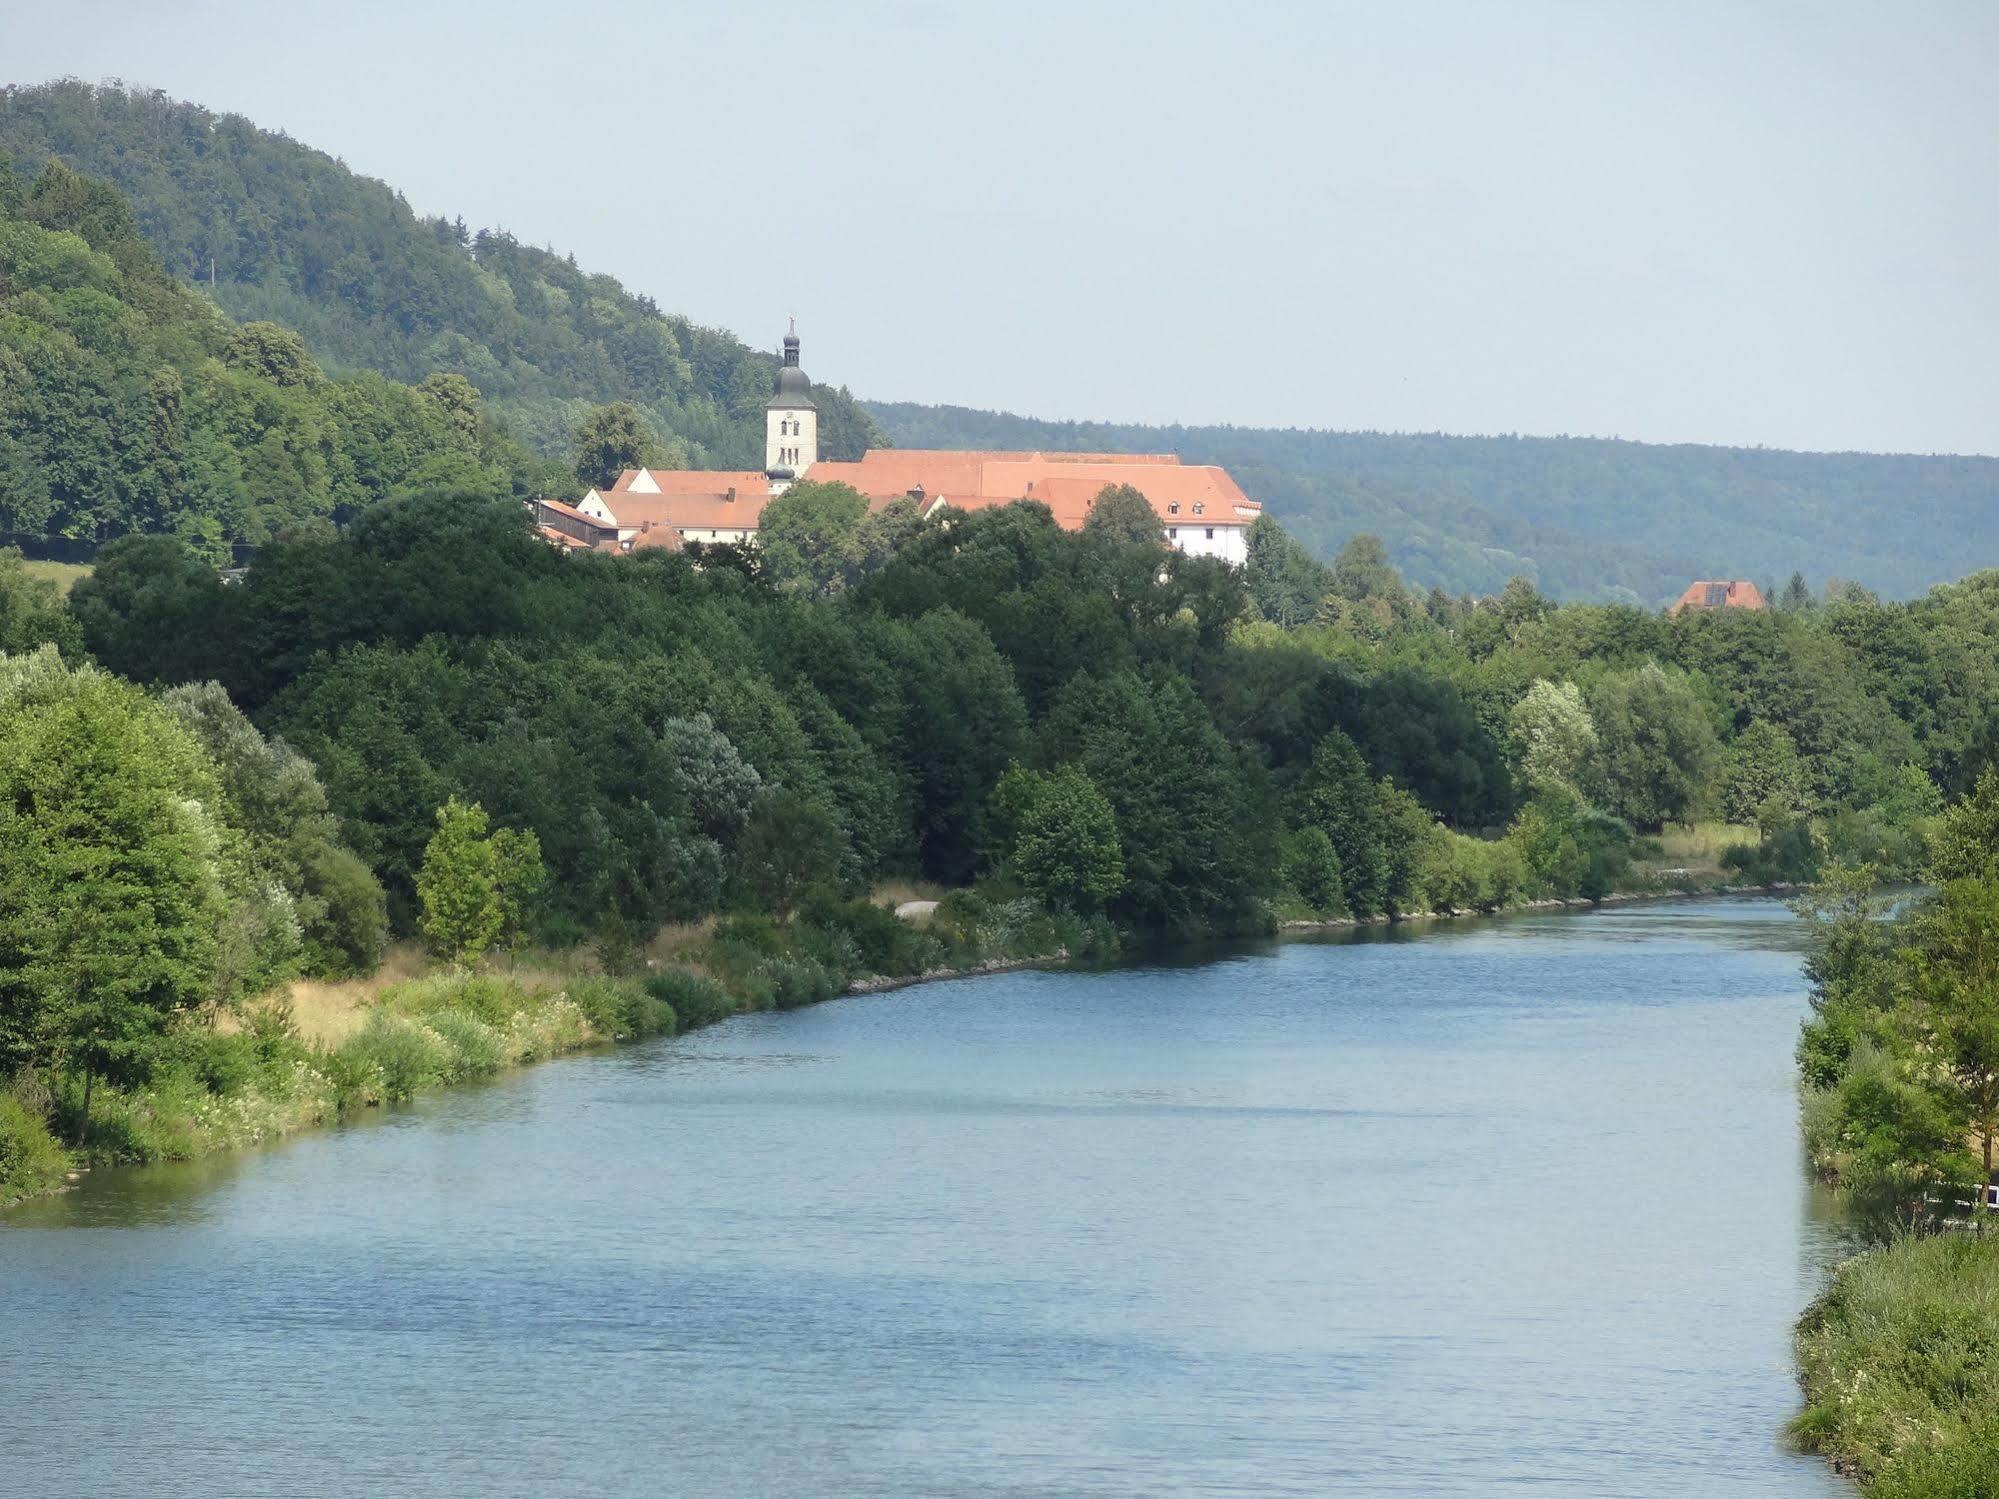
[571,402,660,490]
[997,764,1124,913]
[735,789,842,922]
[1903,876,1999,1205]
[160,680,387,975]
[1716,719,1809,824]
[0,548,82,656]
[1300,731,1390,916]
[1244,515,1329,628]
[1588,663,1718,831]
[1082,483,1163,546]
[1508,679,1597,796]
[0,648,228,1115]
[1279,825,1345,914]
[415,798,543,967]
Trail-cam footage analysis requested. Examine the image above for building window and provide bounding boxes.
[1169,528,1179,539]
[1205,528,1215,539]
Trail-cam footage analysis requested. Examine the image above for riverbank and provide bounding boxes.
[3,875,1802,1212]
[1791,1233,1999,1496]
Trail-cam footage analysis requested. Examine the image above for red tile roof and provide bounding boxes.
[1668,579,1768,615]
[802,451,1259,530]
[612,468,769,496]
[600,490,765,532]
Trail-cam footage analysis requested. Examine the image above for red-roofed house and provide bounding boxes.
[562,325,1264,564]
[1667,580,1768,615]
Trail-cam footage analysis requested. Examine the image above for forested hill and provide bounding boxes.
[0,152,540,555]
[867,406,1999,607]
[0,80,883,471]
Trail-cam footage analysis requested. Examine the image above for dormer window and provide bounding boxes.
[1193,502,1205,516]
[1168,502,1180,514]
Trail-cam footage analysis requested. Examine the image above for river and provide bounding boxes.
[2,896,1850,1496]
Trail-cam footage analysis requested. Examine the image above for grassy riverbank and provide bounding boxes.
[1792,1234,1999,1497]
[1,890,1104,1208]
[2,874,1791,1211]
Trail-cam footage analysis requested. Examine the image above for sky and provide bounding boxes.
[8,0,1998,454]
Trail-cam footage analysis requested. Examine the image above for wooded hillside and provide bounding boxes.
[0,80,884,475]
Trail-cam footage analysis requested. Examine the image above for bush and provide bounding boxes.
[798,892,940,977]
[765,955,842,1009]
[341,1011,450,1101]
[0,1088,69,1203]
[378,973,539,1027]
[644,969,737,1031]
[1792,1235,1999,1496]
[568,977,676,1041]
[423,1010,507,1079]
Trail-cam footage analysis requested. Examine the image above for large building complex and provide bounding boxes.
[548,326,1261,563]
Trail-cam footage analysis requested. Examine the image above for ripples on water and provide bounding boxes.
[2,897,1852,1496]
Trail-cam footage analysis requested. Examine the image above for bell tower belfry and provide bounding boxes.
[765,317,818,493]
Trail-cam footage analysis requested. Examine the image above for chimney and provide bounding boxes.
[725,486,737,502]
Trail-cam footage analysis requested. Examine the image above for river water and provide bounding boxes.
[3,897,1850,1496]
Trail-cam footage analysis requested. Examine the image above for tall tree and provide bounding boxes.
[572,403,661,491]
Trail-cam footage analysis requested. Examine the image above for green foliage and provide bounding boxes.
[572,402,662,490]
[1588,663,1718,831]
[991,763,1125,914]
[1508,678,1597,797]
[1278,826,1346,915]
[756,481,918,598]
[1792,1235,1999,1497]
[415,798,545,967]
[160,681,386,975]
[0,152,536,551]
[0,82,883,483]
[0,547,83,655]
[1715,719,1809,823]
[0,1086,69,1203]
[0,648,231,1086]
[1081,483,1163,546]
[644,969,738,1031]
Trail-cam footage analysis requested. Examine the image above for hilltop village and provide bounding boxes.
[532,327,1264,563]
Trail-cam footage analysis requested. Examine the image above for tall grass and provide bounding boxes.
[0,1088,70,1204]
[1792,1233,1999,1497]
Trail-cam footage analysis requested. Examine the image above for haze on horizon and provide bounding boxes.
[8,0,1996,456]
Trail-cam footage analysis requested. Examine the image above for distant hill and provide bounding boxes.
[866,409,1999,606]
[0,80,883,473]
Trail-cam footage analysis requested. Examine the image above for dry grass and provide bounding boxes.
[1642,820,1758,878]
[19,559,91,596]
[278,943,430,1046]
[869,878,958,909]
[644,918,717,964]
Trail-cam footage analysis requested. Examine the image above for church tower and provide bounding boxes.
[765,318,818,493]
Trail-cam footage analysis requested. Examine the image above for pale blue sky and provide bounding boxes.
[9,1,1997,453]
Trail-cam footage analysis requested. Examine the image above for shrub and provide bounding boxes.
[424,1010,507,1079]
[1792,1234,1999,1496]
[0,1088,69,1203]
[378,973,539,1027]
[568,978,676,1041]
[765,956,841,1009]
[341,1011,450,1101]
[644,969,736,1031]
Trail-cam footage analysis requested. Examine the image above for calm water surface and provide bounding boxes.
[3,897,1851,1496]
